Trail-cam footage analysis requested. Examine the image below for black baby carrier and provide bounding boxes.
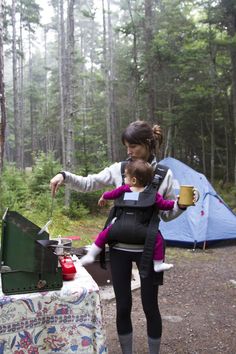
[102,161,169,278]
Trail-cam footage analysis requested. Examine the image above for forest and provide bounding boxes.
[0,0,235,230]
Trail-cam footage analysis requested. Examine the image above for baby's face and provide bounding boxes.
[124,171,133,186]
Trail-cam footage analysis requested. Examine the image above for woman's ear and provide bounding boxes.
[131,177,137,185]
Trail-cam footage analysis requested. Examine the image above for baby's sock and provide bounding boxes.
[153,260,173,272]
[80,243,101,266]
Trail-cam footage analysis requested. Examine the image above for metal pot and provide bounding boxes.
[52,238,72,256]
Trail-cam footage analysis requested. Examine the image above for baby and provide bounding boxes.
[81,160,177,272]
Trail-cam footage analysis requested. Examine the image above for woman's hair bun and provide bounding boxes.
[152,124,163,147]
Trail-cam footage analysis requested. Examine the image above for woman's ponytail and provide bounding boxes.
[152,124,163,148]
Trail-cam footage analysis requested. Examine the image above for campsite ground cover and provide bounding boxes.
[100,244,236,354]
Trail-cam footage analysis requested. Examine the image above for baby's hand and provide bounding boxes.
[98,196,107,207]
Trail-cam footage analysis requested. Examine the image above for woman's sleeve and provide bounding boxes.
[63,162,122,192]
[158,168,185,222]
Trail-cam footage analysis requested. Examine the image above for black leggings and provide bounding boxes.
[109,248,162,339]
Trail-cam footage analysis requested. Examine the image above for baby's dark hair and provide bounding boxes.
[125,159,154,186]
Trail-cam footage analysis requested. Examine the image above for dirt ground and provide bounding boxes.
[99,243,236,354]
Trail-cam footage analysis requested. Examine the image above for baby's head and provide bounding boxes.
[124,159,154,187]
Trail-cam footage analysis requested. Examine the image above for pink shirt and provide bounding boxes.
[103,184,175,211]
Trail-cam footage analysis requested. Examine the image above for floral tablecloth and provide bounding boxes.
[0,260,107,354]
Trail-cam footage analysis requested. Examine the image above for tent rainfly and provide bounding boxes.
[159,157,236,248]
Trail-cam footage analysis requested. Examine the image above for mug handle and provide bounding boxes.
[193,188,200,204]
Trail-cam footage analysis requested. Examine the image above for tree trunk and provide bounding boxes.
[102,0,112,161]
[210,99,215,183]
[230,42,236,185]
[207,7,217,184]
[164,98,173,158]
[200,119,206,176]
[12,0,21,168]
[144,0,156,123]
[0,0,6,173]
[44,26,52,152]
[65,0,75,171]
[107,0,118,161]
[58,0,66,167]
[221,0,236,183]
[28,29,37,160]
[19,8,24,169]
[102,0,118,162]
[127,0,140,121]
[64,0,75,206]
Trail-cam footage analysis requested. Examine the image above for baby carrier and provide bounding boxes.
[103,160,169,278]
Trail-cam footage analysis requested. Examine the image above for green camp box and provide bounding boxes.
[0,210,62,295]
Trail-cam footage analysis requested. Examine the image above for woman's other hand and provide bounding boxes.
[177,196,187,210]
[50,173,64,196]
[193,187,200,204]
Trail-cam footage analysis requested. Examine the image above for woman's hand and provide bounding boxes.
[177,196,187,210]
[50,174,64,197]
[98,195,107,207]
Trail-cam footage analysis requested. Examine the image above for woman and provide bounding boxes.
[50,121,188,354]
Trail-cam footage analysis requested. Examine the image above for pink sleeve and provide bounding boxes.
[103,185,131,200]
[155,192,175,210]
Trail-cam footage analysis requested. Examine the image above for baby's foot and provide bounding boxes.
[80,254,95,266]
[154,261,173,272]
[80,243,102,266]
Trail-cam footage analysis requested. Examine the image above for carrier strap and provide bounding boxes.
[139,210,160,278]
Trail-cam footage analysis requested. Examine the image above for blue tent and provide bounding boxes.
[159,157,236,247]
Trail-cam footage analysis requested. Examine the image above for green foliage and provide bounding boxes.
[75,120,110,176]
[28,152,62,195]
[23,207,72,238]
[0,153,108,243]
[20,0,41,30]
[214,182,236,212]
[62,201,90,219]
[0,153,63,223]
[72,190,106,214]
[0,165,29,214]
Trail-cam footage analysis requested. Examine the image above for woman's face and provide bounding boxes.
[124,141,150,161]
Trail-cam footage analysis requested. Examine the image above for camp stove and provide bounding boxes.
[0,210,63,295]
[48,237,77,281]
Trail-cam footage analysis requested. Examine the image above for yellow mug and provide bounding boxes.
[179,185,200,206]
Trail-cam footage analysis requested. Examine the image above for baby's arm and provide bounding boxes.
[98,185,131,206]
[155,192,176,210]
[103,185,130,199]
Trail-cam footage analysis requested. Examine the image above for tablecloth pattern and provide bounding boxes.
[0,261,107,354]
